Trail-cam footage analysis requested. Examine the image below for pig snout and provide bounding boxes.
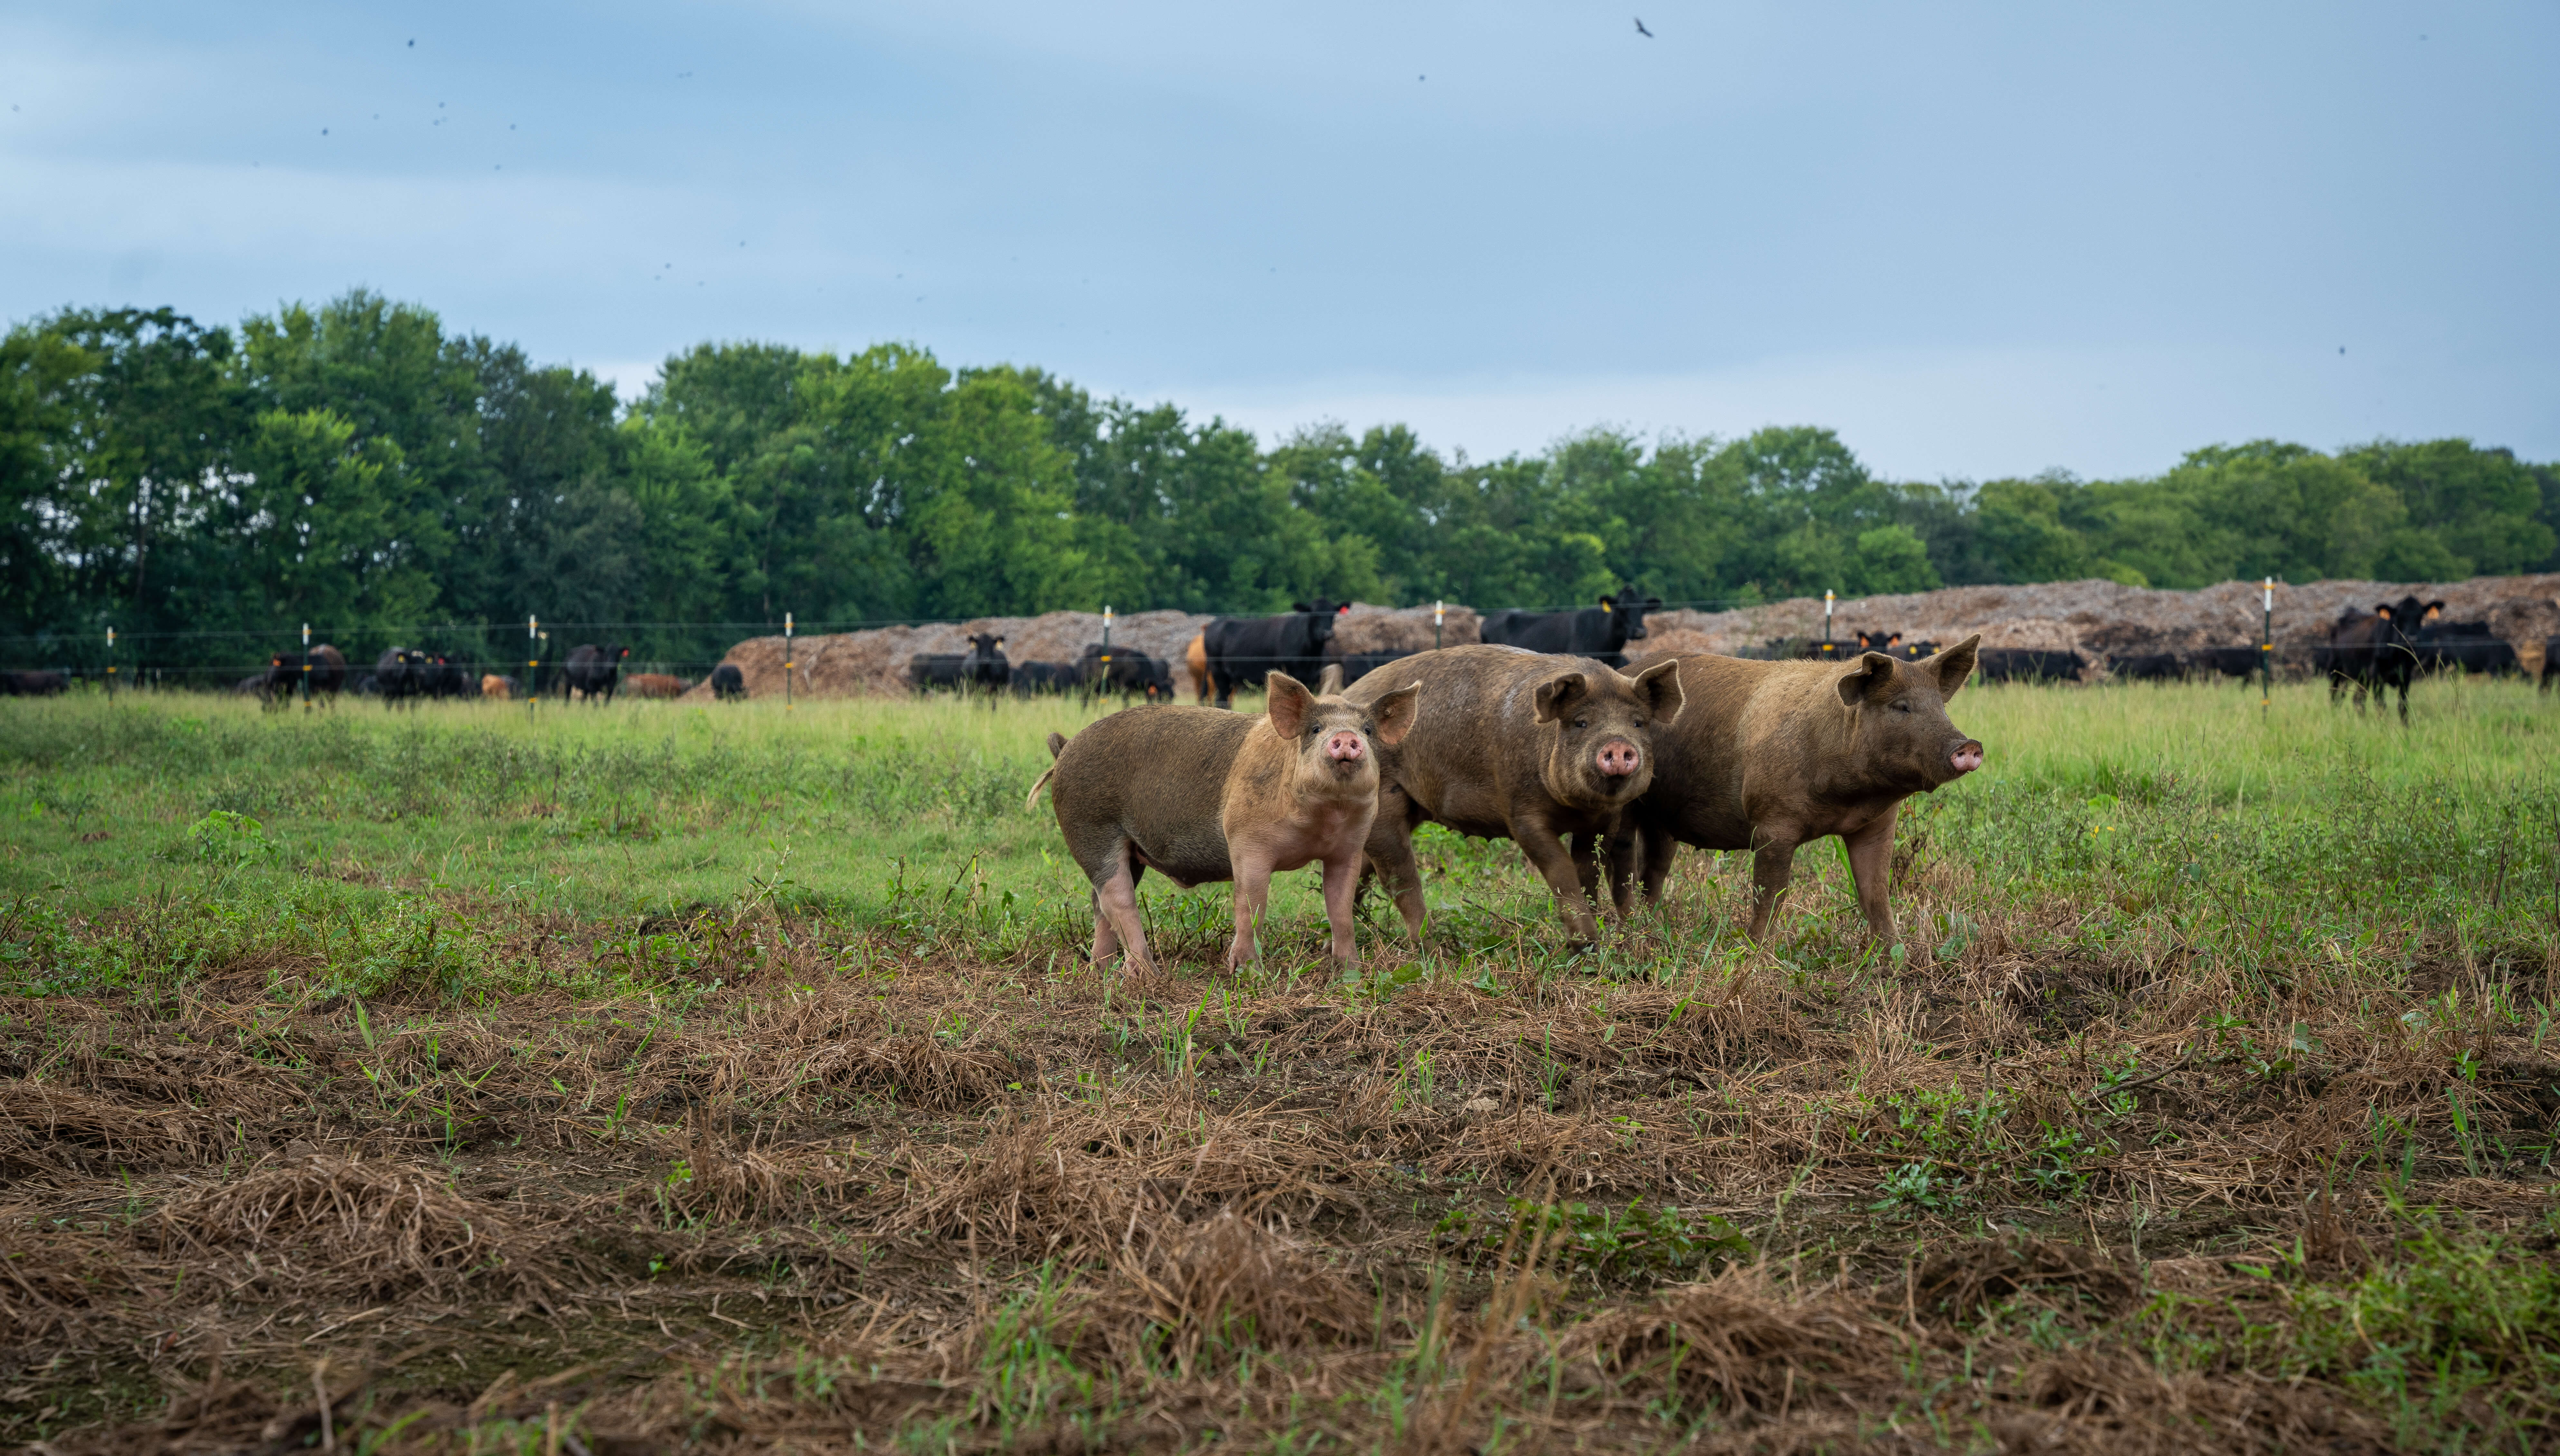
[1323,730,1366,763]
[1594,737,1642,778]
[1950,740,1984,774]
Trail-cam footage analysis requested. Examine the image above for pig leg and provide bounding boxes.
[1363,790,1430,940]
[1227,849,1274,968]
[1321,848,1364,963]
[1512,815,1602,945]
[1600,827,1644,917]
[1841,806,1899,944]
[1091,847,1158,977]
[1571,833,1603,914]
[1745,831,1801,941]
[1637,822,1677,905]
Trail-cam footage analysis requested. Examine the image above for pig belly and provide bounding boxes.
[1129,826,1233,889]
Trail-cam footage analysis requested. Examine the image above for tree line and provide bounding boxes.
[4,289,2555,674]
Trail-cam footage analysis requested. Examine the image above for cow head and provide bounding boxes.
[1599,593,1664,643]
[967,633,1007,660]
[1289,600,1346,650]
[2374,598,2447,641]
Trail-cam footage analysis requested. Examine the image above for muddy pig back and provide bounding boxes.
[1047,706,1260,890]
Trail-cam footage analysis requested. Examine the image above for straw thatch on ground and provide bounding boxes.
[685,575,2560,699]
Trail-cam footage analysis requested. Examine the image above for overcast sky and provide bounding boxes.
[5,2,2554,480]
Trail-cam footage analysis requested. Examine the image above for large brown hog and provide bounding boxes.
[1342,645,1683,946]
[1028,672,1420,975]
[1617,636,1983,944]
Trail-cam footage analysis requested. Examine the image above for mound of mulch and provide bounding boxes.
[685,603,1489,701]
[1644,572,2560,675]
[681,575,2558,699]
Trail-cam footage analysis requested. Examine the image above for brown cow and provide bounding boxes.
[625,673,688,700]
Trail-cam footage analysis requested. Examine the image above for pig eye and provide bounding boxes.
[1892,699,1912,713]
[1572,718,1587,729]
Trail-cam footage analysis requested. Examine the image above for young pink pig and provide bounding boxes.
[1219,672,1420,967]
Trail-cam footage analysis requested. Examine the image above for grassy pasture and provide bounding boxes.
[2,676,2558,1453]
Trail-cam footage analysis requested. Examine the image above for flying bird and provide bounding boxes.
[1634,17,1654,36]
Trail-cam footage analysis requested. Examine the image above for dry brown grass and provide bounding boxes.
[6,882,2557,1453]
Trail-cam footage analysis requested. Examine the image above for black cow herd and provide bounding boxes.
[911,633,1180,707]
[11,594,2559,711]
[213,641,654,707]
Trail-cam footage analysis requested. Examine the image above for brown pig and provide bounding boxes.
[1342,645,1684,946]
[1027,673,1420,974]
[1616,636,1983,944]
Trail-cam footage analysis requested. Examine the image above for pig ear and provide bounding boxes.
[1266,672,1313,736]
[1835,653,1895,708]
[1933,634,1982,697]
[1532,671,1591,723]
[1316,662,1345,695]
[1371,682,1421,747]
[1631,657,1684,725]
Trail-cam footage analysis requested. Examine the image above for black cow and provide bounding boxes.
[909,654,967,693]
[1202,600,1343,709]
[426,655,473,699]
[308,644,347,699]
[2106,653,2187,682]
[373,647,431,707]
[2196,646,2264,682]
[2542,637,2559,696]
[1075,644,1171,705]
[1479,593,1663,667]
[2415,621,2518,677]
[1,670,69,696]
[259,653,302,707]
[2325,596,2441,722]
[1976,649,2088,684]
[1007,661,1076,696]
[264,645,350,706]
[561,644,629,704]
[962,633,1010,704]
[710,663,748,700]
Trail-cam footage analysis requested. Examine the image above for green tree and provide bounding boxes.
[0,324,92,634]
[223,408,438,630]
[2340,438,2555,578]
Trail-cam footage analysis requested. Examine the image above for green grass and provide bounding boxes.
[8,675,2552,995]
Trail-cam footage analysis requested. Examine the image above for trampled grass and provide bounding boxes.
[2,674,2557,1453]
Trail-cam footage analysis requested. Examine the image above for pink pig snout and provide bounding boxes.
[1595,737,1641,777]
[1951,741,1984,774]
[1323,730,1366,763]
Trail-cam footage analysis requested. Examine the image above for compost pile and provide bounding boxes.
[691,575,2560,698]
